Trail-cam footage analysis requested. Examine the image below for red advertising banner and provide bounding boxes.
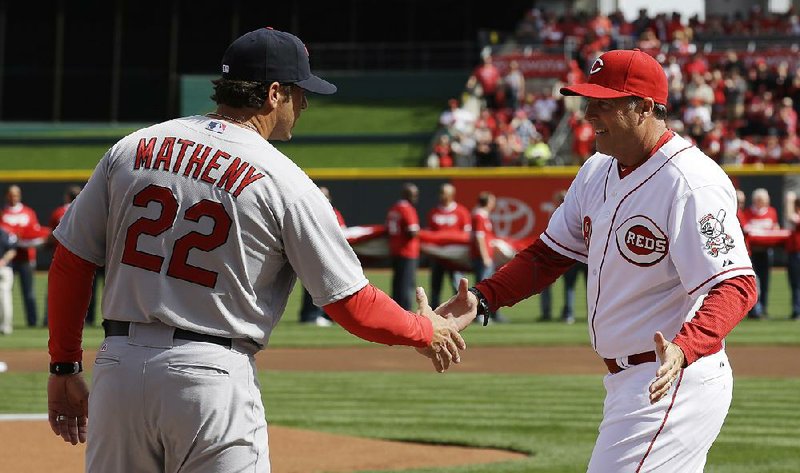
[450,176,576,247]
[492,52,572,79]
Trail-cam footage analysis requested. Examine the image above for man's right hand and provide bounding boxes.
[434,278,478,331]
[414,287,466,373]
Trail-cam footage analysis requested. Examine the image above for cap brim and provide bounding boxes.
[295,74,337,95]
[560,83,633,100]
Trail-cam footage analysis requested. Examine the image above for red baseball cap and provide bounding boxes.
[560,49,668,105]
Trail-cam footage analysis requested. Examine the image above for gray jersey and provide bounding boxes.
[54,115,367,347]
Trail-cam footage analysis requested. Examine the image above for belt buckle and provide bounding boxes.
[615,356,630,371]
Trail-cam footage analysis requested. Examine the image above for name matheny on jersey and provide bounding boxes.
[133,136,264,198]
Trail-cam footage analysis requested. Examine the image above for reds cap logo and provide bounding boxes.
[589,57,604,75]
[615,215,668,266]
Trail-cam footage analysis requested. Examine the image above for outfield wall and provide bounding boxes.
[0,167,795,269]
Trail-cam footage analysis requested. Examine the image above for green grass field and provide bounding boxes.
[0,268,798,471]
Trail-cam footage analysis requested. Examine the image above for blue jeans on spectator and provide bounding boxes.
[539,263,587,321]
[299,286,330,323]
[787,252,800,318]
[749,248,772,317]
[391,256,418,310]
[12,260,37,327]
[429,259,463,309]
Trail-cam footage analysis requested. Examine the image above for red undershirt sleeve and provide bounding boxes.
[476,238,576,312]
[323,284,433,348]
[48,244,99,364]
[673,274,757,366]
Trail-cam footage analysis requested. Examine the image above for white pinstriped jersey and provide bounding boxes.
[54,116,367,347]
[541,133,754,358]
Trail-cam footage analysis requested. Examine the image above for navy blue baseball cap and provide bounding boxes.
[221,27,337,95]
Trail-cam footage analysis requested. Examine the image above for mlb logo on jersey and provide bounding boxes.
[615,215,668,266]
[206,121,227,134]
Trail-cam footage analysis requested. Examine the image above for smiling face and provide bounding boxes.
[583,96,646,164]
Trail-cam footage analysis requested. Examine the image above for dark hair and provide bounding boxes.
[628,96,668,120]
[478,191,494,207]
[66,185,82,202]
[210,79,269,108]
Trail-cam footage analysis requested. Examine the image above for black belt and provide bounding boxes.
[102,320,232,349]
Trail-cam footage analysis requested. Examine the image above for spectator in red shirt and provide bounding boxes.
[1,185,41,327]
[470,191,507,323]
[570,111,596,165]
[386,183,420,310]
[468,55,502,110]
[784,191,800,320]
[742,188,780,319]
[43,185,103,327]
[736,188,750,254]
[684,52,710,78]
[426,183,472,308]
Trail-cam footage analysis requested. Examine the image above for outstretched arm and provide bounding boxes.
[323,283,466,373]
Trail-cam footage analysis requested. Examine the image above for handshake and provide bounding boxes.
[414,278,479,373]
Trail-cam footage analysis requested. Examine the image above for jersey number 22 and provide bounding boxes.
[121,184,232,288]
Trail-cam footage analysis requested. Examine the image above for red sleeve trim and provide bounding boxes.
[687,267,753,295]
[475,238,576,311]
[542,231,588,258]
[673,275,757,365]
[48,244,99,363]
[323,284,433,348]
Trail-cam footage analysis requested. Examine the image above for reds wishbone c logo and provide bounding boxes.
[589,58,604,75]
[615,215,669,266]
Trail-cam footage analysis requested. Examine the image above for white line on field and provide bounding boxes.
[0,413,48,421]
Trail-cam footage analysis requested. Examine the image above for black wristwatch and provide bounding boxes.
[468,287,491,326]
[50,362,83,375]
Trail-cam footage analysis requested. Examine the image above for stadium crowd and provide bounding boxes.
[426,6,800,168]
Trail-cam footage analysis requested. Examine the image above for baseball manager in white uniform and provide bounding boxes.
[45,27,467,472]
[440,49,758,471]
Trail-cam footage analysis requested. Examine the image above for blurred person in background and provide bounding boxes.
[742,188,780,319]
[524,134,553,167]
[44,185,103,327]
[386,183,420,310]
[468,54,501,110]
[1,185,41,327]
[784,191,800,320]
[539,190,586,324]
[0,226,16,335]
[570,111,596,165]
[298,186,344,326]
[470,191,507,323]
[503,59,526,111]
[426,183,471,308]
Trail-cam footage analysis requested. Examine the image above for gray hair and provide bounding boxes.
[628,97,668,120]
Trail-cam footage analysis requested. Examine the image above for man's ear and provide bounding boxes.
[266,82,282,109]
[641,97,656,117]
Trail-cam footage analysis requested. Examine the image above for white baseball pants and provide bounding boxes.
[587,349,732,472]
[0,266,13,334]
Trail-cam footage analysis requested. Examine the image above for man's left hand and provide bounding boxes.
[649,331,686,404]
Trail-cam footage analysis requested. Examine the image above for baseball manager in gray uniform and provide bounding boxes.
[46,27,467,472]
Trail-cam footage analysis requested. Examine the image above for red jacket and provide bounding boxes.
[386,200,420,258]
[1,203,41,262]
